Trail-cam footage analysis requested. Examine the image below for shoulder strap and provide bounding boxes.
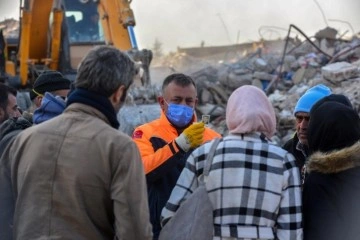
[203,138,221,177]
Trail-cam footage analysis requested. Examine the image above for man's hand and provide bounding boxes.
[175,122,205,152]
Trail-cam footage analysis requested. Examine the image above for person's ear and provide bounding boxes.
[112,85,126,104]
[0,108,5,122]
[35,96,43,107]
[158,96,166,111]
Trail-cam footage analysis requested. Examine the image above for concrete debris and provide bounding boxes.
[315,27,338,41]
[127,26,360,146]
[4,18,358,144]
[321,61,359,82]
[118,104,161,136]
[127,84,161,105]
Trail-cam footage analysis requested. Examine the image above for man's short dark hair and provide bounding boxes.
[162,73,196,93]
[0,83,17,111]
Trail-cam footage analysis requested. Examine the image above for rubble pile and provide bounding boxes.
[0,18,19,38]
[127,27,360,145]
[3,19,359,145]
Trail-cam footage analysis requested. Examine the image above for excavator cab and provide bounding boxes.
[59,0,106,77]
[64,4,104,43]
[5,0,152,88]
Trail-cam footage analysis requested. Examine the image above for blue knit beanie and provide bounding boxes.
[294,84,332,115]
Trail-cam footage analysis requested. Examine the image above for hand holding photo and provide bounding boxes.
[202,115,210,125]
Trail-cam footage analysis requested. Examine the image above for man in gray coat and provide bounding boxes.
[0,46,153,239]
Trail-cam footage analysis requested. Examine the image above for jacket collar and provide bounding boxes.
[66,88,119,129]
[0,117,32,139]
[296,139,309,157]
[64,103,111,126]
[307,141,360,174]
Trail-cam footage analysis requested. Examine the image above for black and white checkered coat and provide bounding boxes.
[161,132,303,240]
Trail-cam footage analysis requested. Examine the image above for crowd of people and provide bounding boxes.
[0,45,359,240]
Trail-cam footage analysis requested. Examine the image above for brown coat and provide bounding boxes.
[8,103,152,239]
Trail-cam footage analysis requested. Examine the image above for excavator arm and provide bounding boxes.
[98,0,134,49]
[98,0,152,85]
[18,0,63,86]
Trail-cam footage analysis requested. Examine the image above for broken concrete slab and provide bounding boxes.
[322,61,359,82]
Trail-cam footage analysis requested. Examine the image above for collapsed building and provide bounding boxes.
[123,26,360,145]
[2,19,359,143]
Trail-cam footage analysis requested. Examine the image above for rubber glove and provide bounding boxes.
[175,122,205,152]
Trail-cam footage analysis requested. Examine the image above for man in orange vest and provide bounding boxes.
[132,73,221,239]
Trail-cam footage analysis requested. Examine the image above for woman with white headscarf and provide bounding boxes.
[161,85,303,240]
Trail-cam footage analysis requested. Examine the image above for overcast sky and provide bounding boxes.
[1,0,360,53]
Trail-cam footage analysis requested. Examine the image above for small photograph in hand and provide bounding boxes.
[202,115,210,125]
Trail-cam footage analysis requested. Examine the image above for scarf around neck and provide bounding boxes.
[66,88,119,129]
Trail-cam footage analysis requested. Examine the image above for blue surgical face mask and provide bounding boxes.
[165,100,194,128]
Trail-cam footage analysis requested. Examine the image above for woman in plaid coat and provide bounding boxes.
[161,85,303,240]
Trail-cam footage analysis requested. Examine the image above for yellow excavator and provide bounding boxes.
[2,0,152,88]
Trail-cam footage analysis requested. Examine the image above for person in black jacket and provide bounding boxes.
[303,94,360,240]
[0,116,32,240]
[282,84,331,181]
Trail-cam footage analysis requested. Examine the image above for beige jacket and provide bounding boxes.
[8,103,152,239]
